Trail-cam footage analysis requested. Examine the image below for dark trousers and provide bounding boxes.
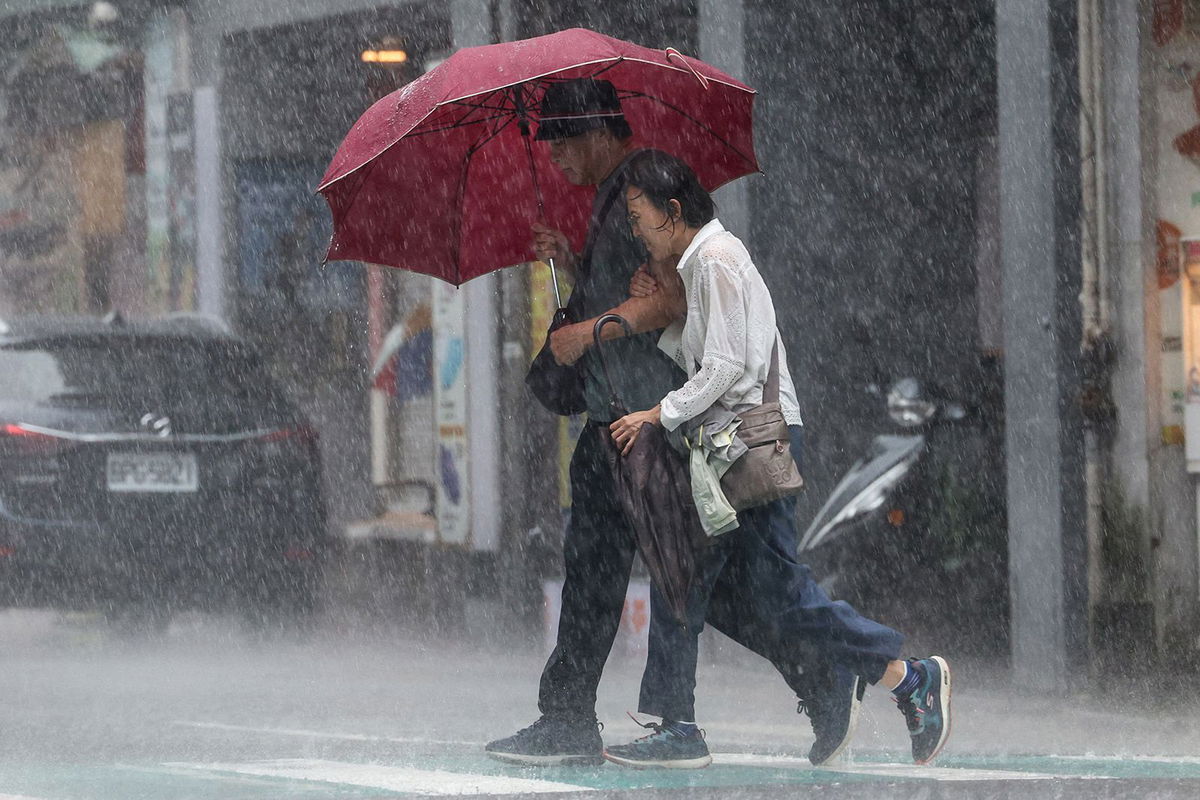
[538,422,832,718]
[538,421,636,717]
[637,426,905,722]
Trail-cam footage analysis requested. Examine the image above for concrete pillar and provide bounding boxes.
[1103,0,1158,514]
[453,0,502,552]
[191,4,225,320]
[1102,2,1181,638]
[698,0,749,239]
[997,0,1089,691]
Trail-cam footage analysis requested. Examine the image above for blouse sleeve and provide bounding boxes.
[659,249,749,431]
[657,320,687,370]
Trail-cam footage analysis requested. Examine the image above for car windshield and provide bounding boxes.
[0,336,282,408]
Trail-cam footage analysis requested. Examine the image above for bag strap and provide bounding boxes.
[765,340,780,404]
[575,172,627,281]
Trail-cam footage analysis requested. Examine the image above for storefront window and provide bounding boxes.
[0,14,142,316]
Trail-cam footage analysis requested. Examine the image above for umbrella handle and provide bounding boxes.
[593,314,634,417]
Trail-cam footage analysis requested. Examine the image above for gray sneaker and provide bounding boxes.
[485,715,604,766]
[603,722,711,769]
[800,666,864,766]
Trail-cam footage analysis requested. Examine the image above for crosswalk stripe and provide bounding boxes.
[174,720,483,747]
[817,763,1105,781]
[713,753,1110,781]
[1055,755,1200,765]
[712,753,811,768]
[164,759,595,795]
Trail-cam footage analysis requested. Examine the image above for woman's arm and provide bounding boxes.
[608,252,751,454]
[658,254,749,431]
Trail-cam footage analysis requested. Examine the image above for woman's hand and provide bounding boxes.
[609,405,662,456]
[629,266,659,298]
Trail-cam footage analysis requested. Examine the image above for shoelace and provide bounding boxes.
[625,712,702,742]
[893,694,924,733]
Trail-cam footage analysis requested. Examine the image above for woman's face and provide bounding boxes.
[625,186,678,260]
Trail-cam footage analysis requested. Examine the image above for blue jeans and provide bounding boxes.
[638,426,905,722]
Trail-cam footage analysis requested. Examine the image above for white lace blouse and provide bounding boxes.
[657,218,803,432]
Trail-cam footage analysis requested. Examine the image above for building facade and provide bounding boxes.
[4,0,1194,686]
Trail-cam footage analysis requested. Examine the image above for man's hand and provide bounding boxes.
[550,322,592,366]
[531,223,576,272]
[629,266,659,298]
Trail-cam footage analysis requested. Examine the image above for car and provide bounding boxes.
[0,313,328,624]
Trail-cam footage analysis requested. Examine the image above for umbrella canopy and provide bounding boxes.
[317,27,758,285]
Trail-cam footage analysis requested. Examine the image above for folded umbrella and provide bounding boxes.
[593,314,706,626]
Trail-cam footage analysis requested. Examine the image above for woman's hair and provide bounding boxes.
[625,149,715,228]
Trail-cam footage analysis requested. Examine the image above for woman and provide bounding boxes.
[602,150,951,769]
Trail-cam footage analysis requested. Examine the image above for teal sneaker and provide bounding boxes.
[603,721,711,769]
[895,656,952,764]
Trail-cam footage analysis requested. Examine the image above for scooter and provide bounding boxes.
[800,375,1011,653]
[798,377,966,555]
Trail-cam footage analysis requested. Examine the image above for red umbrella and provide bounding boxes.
[316,27,758,286]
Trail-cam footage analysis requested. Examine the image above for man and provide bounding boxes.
[484,78,859,768]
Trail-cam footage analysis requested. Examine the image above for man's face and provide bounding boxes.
[546,129,607,186]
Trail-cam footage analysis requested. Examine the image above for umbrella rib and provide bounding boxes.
[324,157,379,258]
[466,114,517,156]
[403,110,514,139]
[442,87,511,128]
[625,90,759,176]
[448,112,520,283]
[446,97,518,113]
[319,155,379,266]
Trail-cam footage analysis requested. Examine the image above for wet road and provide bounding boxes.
[4,608,1200,799]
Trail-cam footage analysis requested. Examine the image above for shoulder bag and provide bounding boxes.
[720,342,805,511]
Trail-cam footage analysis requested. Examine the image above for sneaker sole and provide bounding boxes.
[810,674,863,767]
[486,750,605,767]
[915,656,952,766]
[602,751,712,770]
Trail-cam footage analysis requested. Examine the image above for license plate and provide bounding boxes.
[106,452,199,493]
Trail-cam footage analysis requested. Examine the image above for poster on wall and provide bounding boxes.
[234,159,360,310]
[528,261,584,518]
[1154,52,1200,444]
[433,280,470,545]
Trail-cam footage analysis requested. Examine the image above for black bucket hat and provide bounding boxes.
[535,78,632,141]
